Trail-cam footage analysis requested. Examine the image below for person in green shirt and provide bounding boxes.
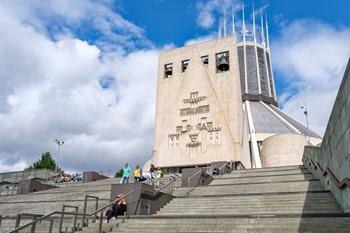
[122,163,131,184]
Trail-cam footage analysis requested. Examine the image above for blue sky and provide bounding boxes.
[120,0,350,98]
[118,0,350,46]
[0,0,349,173]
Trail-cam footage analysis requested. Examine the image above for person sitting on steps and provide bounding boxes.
[104,194,127,223]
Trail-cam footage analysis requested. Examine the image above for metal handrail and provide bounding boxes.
[82,195,99,226]
[187,169,204,187]
[153,174,178,194]
[7,187,140,233]
[7,175,179,233]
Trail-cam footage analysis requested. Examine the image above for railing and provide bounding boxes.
[303,156,350,189]
[153,174,178,194]
[0,183,18,197]
[187,169,204,188]
[7,188,139,233]
[7,174,179,233]
[0,169,58,184]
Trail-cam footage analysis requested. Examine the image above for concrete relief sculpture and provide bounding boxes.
[168,92,222,157]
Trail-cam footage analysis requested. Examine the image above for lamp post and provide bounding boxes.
[301,106,310,144]
[55,139,64,172]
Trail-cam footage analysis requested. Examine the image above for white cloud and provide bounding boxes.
[0,160,27,173]
[0,2,160,174]
[184,34,217,46]
[273,19,350,135]
[195,0,235,29]
[0,0,152,51]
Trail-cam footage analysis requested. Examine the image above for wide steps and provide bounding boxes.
[174,180,323,197]
[217,167,310,179]
[110,217,350,233]
[211,173,315,185]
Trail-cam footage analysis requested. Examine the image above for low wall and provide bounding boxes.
[181,167,213,187]
[0,169,58,183]
[110,183,173,215]
[261,134,308,167]
[82,171,109,183]
[18,179,57,195]
[303,58,350,212]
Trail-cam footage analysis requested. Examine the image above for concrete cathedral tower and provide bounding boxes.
[146,4,321,172]
[148,36,250,172]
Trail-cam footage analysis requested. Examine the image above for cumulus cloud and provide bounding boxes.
[184,34,217,46]
[273,19,350,135]
[0,1,160,174]
[0,0,152,51]
[195,0,236,29]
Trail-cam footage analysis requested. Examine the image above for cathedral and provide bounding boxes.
[145,6,321,172]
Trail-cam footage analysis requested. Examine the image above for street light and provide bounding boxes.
[55,139,64,172]
[301,106,310,144]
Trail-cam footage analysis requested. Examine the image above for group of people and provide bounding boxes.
[104,163,164,223]
[121,163,163,184]
[55,173,82,183]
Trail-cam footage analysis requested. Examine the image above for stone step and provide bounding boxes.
[172,191,334,200]
[219,169,311,179]
[174,180,324,197]
[160,203,340,211]
[229,165,305,172]
[211,174,315,185]
[101,217,350,233]
[157,208,342,215]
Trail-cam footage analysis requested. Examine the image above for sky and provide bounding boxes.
[0,0,349,175]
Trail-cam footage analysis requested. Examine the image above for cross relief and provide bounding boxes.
[168,91,222,150]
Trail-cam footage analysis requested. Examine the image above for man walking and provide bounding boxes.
[122,163,131,184]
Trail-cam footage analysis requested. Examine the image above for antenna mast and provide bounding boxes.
[223,8,227,37]
[260,11,265,46]
[232,3,235,35]
[252,3,257,43]
[265,13,270,49]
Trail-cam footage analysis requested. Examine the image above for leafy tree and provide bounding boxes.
[26,152,61,171]
[114,168,124,178]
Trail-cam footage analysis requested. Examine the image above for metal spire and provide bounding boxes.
[218,18,222,38]
[223,8,227,37]
[252,2,257,43]
[242,1,248,93]
[242,2,246,42]
[260,10,265,46]
[232,3,235,35]
[265,13,270,49]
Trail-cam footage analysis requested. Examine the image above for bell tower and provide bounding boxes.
[147,35,250,171]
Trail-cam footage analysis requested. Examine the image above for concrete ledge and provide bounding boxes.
[174,190,331,198]
[110,183,173,215]
[128,212,350,219]
[82,171,109,183]
[18,179,57,195]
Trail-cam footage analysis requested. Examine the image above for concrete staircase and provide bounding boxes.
[0,178,120,233]
[80,165,350,233]
[0,174,180,233]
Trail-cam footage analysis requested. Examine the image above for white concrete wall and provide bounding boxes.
[261,134,308,167]
[151,36,248,168]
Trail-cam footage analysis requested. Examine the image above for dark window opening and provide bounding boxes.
[181,60,189,72]
[201,55,209,64]
[164,63,173,78]
[216,51,229,72]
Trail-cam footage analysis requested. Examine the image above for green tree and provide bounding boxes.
[26,152,61,171]
[114,168,124,178]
